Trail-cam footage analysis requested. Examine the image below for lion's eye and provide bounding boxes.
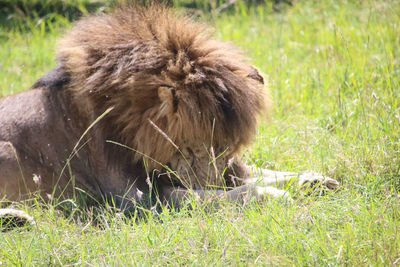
[184,147,195,157]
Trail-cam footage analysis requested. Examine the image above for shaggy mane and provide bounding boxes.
[57,4,269,174]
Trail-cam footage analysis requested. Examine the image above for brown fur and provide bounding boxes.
[59,5,270,187]
[0,4,270,205]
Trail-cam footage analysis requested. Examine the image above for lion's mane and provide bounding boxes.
[58,4,270,186]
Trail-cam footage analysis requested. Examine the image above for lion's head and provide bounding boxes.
[57,4,270,188]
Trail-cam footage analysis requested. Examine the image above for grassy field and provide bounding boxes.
[1,0,400,265]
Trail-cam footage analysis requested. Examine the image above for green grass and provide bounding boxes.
[1,0,400,265]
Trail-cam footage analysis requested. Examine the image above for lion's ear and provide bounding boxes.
[158,86,178,114]
[247,66,265,84]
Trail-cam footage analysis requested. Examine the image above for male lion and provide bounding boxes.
[0,4,339,214]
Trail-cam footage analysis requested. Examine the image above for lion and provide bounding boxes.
[0,4,339,219]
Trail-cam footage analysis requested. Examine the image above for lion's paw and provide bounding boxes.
[298,172,340,191]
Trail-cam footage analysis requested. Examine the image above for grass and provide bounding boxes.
[1,0,400,265]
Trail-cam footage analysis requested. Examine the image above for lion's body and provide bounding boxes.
[0,84,77,200]
[0,72,151,202]
[0,5,267,205]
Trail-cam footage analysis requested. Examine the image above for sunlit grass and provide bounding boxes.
[0,0,399,265]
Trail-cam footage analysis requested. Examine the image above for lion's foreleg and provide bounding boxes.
[160,184,290,207]
[244,166,340,191]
